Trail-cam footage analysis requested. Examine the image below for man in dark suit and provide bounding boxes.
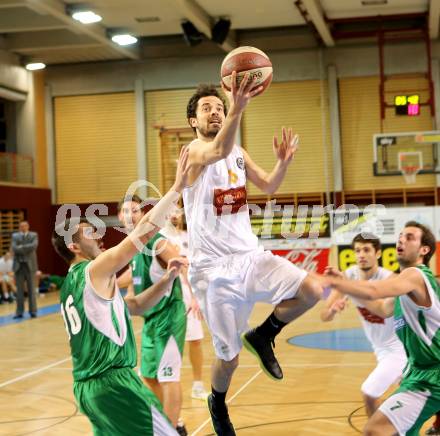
[11,220,38,318]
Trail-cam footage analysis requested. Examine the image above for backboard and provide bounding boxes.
[373,131,440,176]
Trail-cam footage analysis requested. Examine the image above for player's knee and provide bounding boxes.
[220,355,239,373]
[363,413,389,436]
[363,421,381,436]
[299,276,322,307]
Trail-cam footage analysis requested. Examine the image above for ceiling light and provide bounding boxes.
[25,63,46,71]
[72,10,102,24]
[111,34,138,46]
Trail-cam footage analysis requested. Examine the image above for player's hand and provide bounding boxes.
[226,71,263,114]
[173,146,190,192]
[165,257,188,281]
[330,296,349,315]
[273,128,299,165]
[324,266,344,279]
[187,295,203,320]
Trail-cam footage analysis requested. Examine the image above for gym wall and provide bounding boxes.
[54,92,137,204]
[340,75,434,191]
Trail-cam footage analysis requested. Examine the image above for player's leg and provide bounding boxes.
[0,278,7,302]
[189,268,250,436]
[140,318,163,402]
[185,310,208,399]
[242,251,321,379]
[143,377,162,402]
[74,367,178,435]
[189,339,208,399]
[425,412,440,435]
[363,409,399,436]
[373,388,440,436]
[361,351,406,417]
[155,300,186,429]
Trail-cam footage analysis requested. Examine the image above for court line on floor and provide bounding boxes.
[191,369,262,436]
[21,362,374,372]
[0,327,143,389]
[0,357,71,389]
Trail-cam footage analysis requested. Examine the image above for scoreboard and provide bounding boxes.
[394,94,420,116]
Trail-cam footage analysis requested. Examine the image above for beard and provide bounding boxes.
[359,266,372,272]
[198,123,221,139]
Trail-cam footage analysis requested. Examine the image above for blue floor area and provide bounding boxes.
[0,303,60,326]
[0,290,128,327]
[288,328,373,352]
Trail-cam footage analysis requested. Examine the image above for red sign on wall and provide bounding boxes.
[271,248,330,274]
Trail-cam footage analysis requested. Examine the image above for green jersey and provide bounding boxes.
[394,264,440,369]
[60,261,137,381]
[131,233,183,320]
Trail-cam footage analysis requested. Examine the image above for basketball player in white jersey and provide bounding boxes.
[321,233,407,417]
[182,73,324,435]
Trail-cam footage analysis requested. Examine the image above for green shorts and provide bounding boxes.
[74,367,177,435]
[379,365,440,435]
[141,299,186,382]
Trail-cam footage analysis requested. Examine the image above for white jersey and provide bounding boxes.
[160,225,189,257]
[0,257,12,275]
[345,265,405,355]
[182,143,259,266]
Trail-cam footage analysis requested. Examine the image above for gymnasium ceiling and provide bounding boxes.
[0,0,436,65]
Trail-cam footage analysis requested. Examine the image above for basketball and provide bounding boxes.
[221,46,272,97]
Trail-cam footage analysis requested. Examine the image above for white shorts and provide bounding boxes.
[188,249,307,361]
[379,390,437,436]
[361,348,407,398]
[181,278,204,341]
[185,311,204,341]
[156,336,182,383]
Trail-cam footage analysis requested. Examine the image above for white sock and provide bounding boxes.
[193,380,204,389]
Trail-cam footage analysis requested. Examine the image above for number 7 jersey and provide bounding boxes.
[60,261,137,381]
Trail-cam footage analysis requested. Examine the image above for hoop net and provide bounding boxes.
[401,165,420,184]
[398,151,423,185]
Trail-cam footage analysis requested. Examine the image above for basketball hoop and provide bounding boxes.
[398,151,423,185]
[401,165,420,184]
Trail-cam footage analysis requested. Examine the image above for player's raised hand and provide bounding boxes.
[273,128,299,165]
[165,257,188,281]
[324,266,344,279]
[330,296,349,315]
[173,146,190,192]
[222,71,263,113]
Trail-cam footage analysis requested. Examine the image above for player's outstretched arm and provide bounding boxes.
[125,257,188,316]
[325,268,425,301]
[320,289,348,322]
[242,128,299,195]
[89,148,189,298]
[189,72,263,167]
[356,298,395,318]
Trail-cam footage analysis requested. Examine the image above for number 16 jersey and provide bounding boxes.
[60,261,136,381]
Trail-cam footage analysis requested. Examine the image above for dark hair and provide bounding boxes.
[52,218,88,264]
[352,233,381,252]
[186,84,227,133]
[404,221,436,265]
[117,194,144,213]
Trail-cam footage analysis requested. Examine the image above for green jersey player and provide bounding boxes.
[323,221,440,436]
[118,196,187,434]
[51,148,189,435]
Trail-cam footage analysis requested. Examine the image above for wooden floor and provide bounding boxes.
[0,292,432,435]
